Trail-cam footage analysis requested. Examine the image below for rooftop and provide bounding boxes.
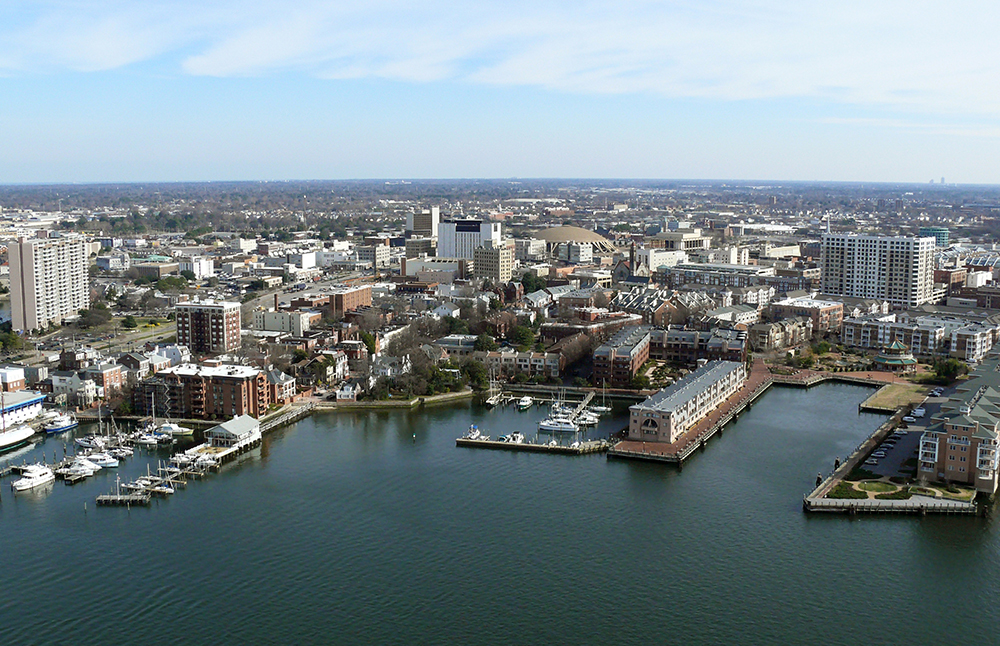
[632,361,744,414]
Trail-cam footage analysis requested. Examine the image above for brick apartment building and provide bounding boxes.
[175,300,242,354]
[593,325,652,388]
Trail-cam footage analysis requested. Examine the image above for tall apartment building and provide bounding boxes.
[473,239,515,283]
[179,255,215,279]
[329,284,373,319]
[175,300,242,354]
[136,363,270,419]
[406,207,440,238]
[820,234,935,309]
[10,236,89,332]
[438,218,502,259]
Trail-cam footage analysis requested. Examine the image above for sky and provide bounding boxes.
[2,1,999,184]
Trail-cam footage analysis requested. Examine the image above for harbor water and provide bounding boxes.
[2,383,998,644]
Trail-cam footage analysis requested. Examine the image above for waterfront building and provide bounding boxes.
[10,235,88,331]
[0,390,45,427]
[871,340,917,373]
[649,327,747,364]
[748,317,813,351]
[137,363,270,419]
[592,325,652,388]
[438,218,502,260]
[204,414,262,450]
[628,360,747,443]
[820,234,935,308]
[176,300,242,354]
[919,346,1000,493]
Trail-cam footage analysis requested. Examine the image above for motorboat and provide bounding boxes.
[11,464,56,491]
[56,458,99,478]
[171,454,194,467]
[45,413,79,435]
[464,424,483,440]
[159,422,194,437]
[588,404,612,414]
[150,484,175,495]
[538,416,578,433]
[517,396,533,410]
[507,431,525,444]
[137,432,173,447]
[84,452,119,468]
[0,425,35,454]
[194,455,219,468]
[108,447,133,460]
[577,412,600,426]
[75,435,107,449]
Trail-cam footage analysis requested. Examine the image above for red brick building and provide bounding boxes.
[175,300,242,354]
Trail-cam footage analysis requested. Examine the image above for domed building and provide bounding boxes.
[532,225,619,254]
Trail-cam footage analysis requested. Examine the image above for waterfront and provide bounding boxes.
[2,383,999,644]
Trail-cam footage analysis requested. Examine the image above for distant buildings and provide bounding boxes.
[10,236,88,331]
[175,300,242,354]
[820,234,935,308]
[329,284,373,319]
[918,226,950,247]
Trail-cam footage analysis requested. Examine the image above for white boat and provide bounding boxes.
[56,458,99,478]
[151,484,175,495]
[45,413,79,435]
[463,424,483,440]
[508,431,525,444]
[75,435,107,449]
[194,455,218,468]
[159,422,194,437]
[108,447,133,459]
[538,416,578,433]
[517,396,533,410]
[577,412,600,426]
[588,404,612,414]
[0,425,35,453]
[12,464,56,491]
[84,452,119,468]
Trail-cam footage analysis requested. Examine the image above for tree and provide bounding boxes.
[934,358,968,381]
[631,374,651,390]
[292,348,309,363]
[122,315,138,329]
[359,330,377,355]
[521,273,546,294]
[508,325,535,350]
[180,269,197,281]
[474,333,498,352]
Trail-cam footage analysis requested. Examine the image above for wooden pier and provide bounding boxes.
[456,437,609,455]
[96,493,151,507]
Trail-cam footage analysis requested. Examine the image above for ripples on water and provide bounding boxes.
[2,384,999,644]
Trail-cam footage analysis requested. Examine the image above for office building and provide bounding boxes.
[918,226,950,247]
[175,300,242,354]
[406,207,440,238]
[329,284,373,319]
[179,256,215,280]
[820,234,935,309]
[473,239,515,283]
[438,218,502,260]
[10,236,88,332]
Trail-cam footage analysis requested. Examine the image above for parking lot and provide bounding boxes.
[864,385,956,478]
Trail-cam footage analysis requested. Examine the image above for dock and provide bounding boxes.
[456,437,610,455]
[96,493,151,507]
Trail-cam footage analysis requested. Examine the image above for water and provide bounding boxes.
[2,384,997,645]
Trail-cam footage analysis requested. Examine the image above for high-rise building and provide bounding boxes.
[406,207,440,238]
[10,236,88,332]
[820,234,935,309]
[473,239,515,283]
[437,218,502,260]
[175,300,242,354]
[918,226,950,247]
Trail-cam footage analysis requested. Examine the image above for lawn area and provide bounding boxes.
[858,481,896,492]
[864,383,930,410]
[826,482,867,499]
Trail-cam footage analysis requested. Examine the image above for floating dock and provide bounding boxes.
[96,493,151,507]
[456,437,609,455]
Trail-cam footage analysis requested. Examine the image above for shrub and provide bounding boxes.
[826,482,866,499]
[876,490,913,500]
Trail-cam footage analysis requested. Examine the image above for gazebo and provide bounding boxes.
[873,340,917,373]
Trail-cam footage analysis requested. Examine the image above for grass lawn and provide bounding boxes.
[865,383,930,410]
[858,481,896,492]
[875,489,913,500]
[826,482,867,499]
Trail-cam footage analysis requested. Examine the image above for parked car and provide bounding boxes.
[913,408,926,418]
[872,451,887,458]
[865,458,879,465]
[902,416,916,423]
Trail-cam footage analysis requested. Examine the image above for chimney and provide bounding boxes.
[274,293,279,310]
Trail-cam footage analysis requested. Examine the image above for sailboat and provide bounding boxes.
[589,381,612,415]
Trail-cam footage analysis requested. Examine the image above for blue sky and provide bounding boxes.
[2,1,999,184]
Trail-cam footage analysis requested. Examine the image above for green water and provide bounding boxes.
[1,383,995,645]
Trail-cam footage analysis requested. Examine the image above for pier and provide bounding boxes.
[456,437,610,455]
[96,492,151,507]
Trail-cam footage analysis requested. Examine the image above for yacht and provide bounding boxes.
[108,447,133,460]
[0,425,35,454]
[84,452,119,468]
[538,416,578,433]
[588,404,612,415]
[577,412,600,426]
[508,431,525,444]
[517,396,533,410]
[75,435,107,449]
[45,413,79,435]
[159,422,195,437]
[11,464,56,491]
[56,458,100,478]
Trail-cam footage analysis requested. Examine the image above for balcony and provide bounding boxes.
[919,451,938,462]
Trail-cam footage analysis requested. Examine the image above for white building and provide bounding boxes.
[253,310,313,337]
[10,236,88,331]
[437,219,502,260]
[820,234,935,308]
[637,248,687,272]
[179,256,216,280]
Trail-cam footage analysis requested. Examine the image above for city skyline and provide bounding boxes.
[3,1,999,184]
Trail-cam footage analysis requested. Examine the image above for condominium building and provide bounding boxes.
[648,228,712,252]
[10,236,88,331]
[179,255,215,279]
[175,300,242,354]
[136,363,270,419]
[473,239,515,283]
[820,234,935,308]
[919,346,1000,493]
[628,360,747,443]
[592,325,652,388]
[768,296,844,334]
[252,310,315,337]
[438,218,502,259]
[329,284,373,319]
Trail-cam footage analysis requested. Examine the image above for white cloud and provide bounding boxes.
[2,0,999,118]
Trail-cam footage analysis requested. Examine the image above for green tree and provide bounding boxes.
[474,333,498,352]
[180,269,197,281]
[122,315,138,329]
[292,348,309,363]
[520,273,546,294]
[934,358,968,381]
[359,331,377,355]
[508,325,535,350]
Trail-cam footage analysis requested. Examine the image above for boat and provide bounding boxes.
[56,458,100,478]
[463,424,483,440]
[159,422,194,437]
[150,483,175,495]
[11,464,56,491]
[84,452,119,468]
[75,435,107,449]
[590,381,612,414]
[517,396,533,410]
[577,412,600,426]
[45,413,79,435]
[0,425,35,454]
[194,455,218,468]
[538,416,578,433]
[108,447,133,459]
[508,431,525,444]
